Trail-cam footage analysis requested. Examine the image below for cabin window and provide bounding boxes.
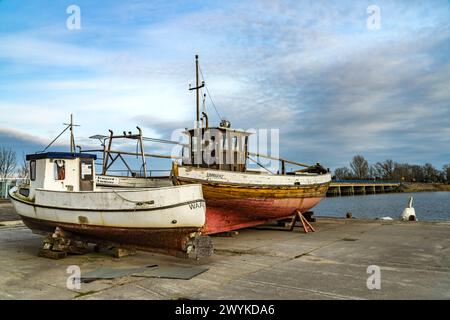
[191,135,197,150]
[54,160,66,180]
[232,136,238,150]
[29,160,36,181]
[19,187,30,197]
[80,159,93,181]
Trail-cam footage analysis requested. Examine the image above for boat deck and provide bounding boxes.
[1,201,449,299]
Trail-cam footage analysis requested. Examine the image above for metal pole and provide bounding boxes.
[137,126,148,178]
[196,55,199,123]
[101,139,106,175]
[70,114,74,153]
[103,130,114,175]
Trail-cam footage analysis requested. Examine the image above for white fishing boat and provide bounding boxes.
[8,118,212,259]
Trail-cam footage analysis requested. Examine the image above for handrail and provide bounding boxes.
[247,152,310,168]
[332,180,401,184]
[82,149,181,160]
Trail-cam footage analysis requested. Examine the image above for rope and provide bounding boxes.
[113,190,155,206]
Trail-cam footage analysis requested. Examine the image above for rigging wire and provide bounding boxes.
[40,125,70,153]
[198,64,223,121]
[142,137,186,145]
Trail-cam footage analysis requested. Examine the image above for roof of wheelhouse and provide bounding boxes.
[26,152,97,161]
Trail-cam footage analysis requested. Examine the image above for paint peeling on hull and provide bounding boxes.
[176,174,330,234]
[201,196,324,234]
[20,216,213,259]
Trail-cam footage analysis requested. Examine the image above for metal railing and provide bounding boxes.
[103,169,172,177]
[332,179,401,185]
[0,178,29,199]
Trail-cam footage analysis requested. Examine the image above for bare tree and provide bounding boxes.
[0,146,17,178]
[423,163,439,183]
[341,155,449,183]
[17,154,29,178]
[443,164,450,184]
[369,165,378,180]
[374,159,395,179]
[349,155,369,179]
[334,167,353,180]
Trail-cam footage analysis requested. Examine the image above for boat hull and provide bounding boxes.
[9,185,212,258]
[19,215,203,258]
[173,165,331,234]
[203,196,324,234]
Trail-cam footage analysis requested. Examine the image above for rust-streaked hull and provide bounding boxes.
[9,184,211,258]
[176,178,330,234]
[203,196,325,234]
[20,215,210,259]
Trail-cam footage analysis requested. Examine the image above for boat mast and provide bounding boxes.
[196,56,200,123]
[63,114,79,153]
[189,55,205,123]
[70,114,75,153]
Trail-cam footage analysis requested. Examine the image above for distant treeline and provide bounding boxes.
[334,155,450,183]
[0,147,28,178]
[2,146,450,184]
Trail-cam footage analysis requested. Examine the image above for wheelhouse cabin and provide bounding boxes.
[26,152,97,198]
[183,126,252,172]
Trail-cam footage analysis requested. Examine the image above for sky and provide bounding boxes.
[0,0,449,172]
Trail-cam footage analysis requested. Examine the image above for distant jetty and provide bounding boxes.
[327,180,450,197]
[327,180,400,196]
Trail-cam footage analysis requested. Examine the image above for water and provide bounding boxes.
[314,192,450,222]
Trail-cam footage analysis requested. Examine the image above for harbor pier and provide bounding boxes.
[327,180,401,197]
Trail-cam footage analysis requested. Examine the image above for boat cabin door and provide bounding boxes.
[79,158,94,191]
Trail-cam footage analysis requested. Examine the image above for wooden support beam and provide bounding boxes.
[288,210,316,233]
[113,248,137,258]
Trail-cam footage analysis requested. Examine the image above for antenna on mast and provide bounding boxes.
[40,114,80,153]
[63,114,80,153]
[189,55,205,123]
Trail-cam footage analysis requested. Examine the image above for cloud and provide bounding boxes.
[0,127,59,156]
[0,35,112,68]
[0,0,449,170]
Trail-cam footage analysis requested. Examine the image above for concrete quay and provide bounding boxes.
[1,212,449,300]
